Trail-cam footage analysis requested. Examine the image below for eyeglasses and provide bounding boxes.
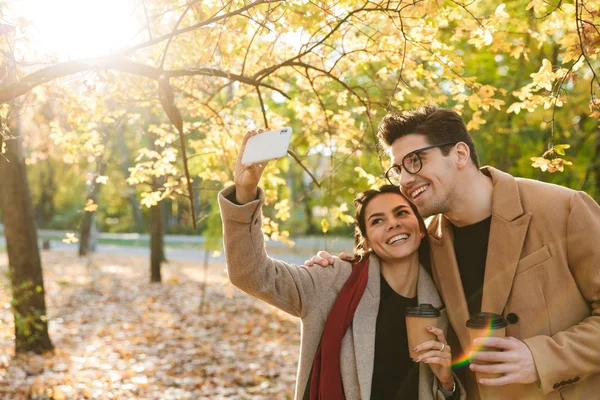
[385,142,457,186]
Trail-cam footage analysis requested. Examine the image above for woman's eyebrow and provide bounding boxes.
[367,205,408,221]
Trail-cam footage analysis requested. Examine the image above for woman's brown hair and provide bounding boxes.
[351,185,430,269]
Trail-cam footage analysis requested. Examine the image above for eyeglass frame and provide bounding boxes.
[385,142,458,186]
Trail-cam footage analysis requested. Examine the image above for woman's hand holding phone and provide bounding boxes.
[234,130,268,204]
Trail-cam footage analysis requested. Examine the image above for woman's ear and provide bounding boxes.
[454,142,471,169]
[420,231,425,239]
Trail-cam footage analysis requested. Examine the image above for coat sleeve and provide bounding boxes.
[523,190,600,394]
[432,371,466,400]
[218,185,350,319]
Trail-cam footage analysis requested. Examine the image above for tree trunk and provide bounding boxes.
[0,109,53,354]
[116,124,144,232]
[163,198,171,234]
[150,200,165,282]
[130,194,144,232]
[198,247,210,314]
[79,171,102,256]
[78,205,96,256]
[35,159,55,228]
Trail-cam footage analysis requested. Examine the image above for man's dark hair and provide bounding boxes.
[378,106,480,168]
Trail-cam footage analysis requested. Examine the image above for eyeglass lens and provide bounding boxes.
[403,152,421,173]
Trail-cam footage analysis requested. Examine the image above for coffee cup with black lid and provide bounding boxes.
[405,303,441,358]
[466,312,508,380]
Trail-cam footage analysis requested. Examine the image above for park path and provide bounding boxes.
[0,249,304,399]
[0,228,354,266]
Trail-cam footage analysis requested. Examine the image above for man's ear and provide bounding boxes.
[455,142,471,169]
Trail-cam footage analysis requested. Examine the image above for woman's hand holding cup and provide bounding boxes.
[412,326,454,392]
[234,130,268,204]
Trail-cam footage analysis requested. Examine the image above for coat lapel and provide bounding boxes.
[417,265,444,310]
[352,254,380,400]
[480,167,531,314]
[428,217,471,351]
[352,257,445,400]
[416,265,449,400]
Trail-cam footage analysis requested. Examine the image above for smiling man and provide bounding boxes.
[309,106,600,399]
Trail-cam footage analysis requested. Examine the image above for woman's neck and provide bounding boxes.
[380,254,420,298]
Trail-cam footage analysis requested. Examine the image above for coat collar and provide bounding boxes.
[480,167,532,315]
[428,166,531,350]
[352,254,380,400]
[353,254,443,399]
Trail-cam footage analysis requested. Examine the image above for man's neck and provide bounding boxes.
[444,167,493,227]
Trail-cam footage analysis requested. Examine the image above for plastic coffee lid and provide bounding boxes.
[405,303,441,317]
[466,312,508,329]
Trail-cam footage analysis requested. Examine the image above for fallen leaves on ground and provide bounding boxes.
[0,250,300,399]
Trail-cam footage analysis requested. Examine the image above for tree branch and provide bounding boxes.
[0,58,290,103]
[121,0,283,57]
[159,0,204,69]
[141,0,154,40]
[158,79,197,229]
[287,149,321,188]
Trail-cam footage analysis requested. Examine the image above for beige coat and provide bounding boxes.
[219,185,464,400]
[427,166,600,399]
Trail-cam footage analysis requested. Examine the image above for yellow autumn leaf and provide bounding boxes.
[354,166,379,186]
[334,203,355,225]
[478,85,496,98]
[140,191,162,208]
[530,157,549,172]
[95,175,109,184]
[275,199,291,221]
[494,4,509,18]
[467,111,486,131]
[84,199,98,212]
[468,28,493,49]
[553,144,570,156]
[320,218,329,233]
[62,232,79,244]
[530,59,555,91]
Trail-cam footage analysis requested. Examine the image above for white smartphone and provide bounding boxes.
[241,127,293,165]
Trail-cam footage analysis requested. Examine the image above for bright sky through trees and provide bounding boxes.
[12,0,140,60]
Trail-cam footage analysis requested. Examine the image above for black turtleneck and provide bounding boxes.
[370,274,419,399]
[450,216,492,316]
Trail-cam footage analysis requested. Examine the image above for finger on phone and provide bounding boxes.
[238,130,256,162]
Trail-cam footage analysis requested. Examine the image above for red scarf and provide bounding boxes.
[309,257,370,400]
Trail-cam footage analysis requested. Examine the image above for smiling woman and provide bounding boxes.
[13,0,141,60]
[218,129,464,399]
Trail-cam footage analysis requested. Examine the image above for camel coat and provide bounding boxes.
[219,185,465,400]
[427,166,600,399]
